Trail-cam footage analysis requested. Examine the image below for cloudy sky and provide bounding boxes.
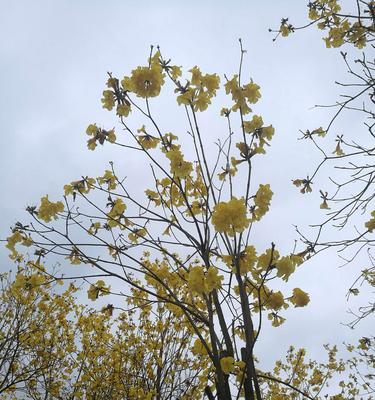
[0,0,372,373]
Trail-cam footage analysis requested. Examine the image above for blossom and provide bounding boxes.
[87,280,111,301]
[252,184,273,221]
[101,90,115,110]
[267,291,285,311]
[243,115,263,133]
[289,288,310,307]
[188,266,205,294]
[224,75,260,114]
[365,210,375,232]
[220,356,235,374]
[191,338,208,356]
[275,256,296,282]
[116,103,131,117]
[212,197,249,236]
[37,196,64,222]
[107,198,127,228]
[205,267,223,292]
[121,65,164,98]
[228,245,257,275]
[137,134,160,150]
[165,148,193,179]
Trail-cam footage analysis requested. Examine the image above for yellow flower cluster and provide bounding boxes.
[275,255,303,282]
[220,356,235,374]
[365,210,375,232]
[107,198,128,229]
[187,266,223,295]
[212,197,249,236]
[136,125,160,150]
[64,177,95,196]
[252,184,273,221]
[128,227,147,243]
[225,75,261,114]
[176,66,220,112]
[86,123,116,151]
[165,147,193,179]
[6,231,32,260]
[37,195,64,222]
[308,0,368,48]
[223,245,257,275]
[87,280,111,301]
[289,288,310,307]
[97,169,117,190]
[243,115,275,155]
[122,51,165,98]
[266,291,285,311]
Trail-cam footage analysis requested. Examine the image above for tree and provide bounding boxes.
[273,0,375,326]
[0,264,203,399]
[5,43,317,399]
[4,5,374,398]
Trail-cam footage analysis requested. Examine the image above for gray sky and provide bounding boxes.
[0,0,373,375]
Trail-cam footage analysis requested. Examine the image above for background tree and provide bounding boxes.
[0,263,203,400]
[274,0,375,325]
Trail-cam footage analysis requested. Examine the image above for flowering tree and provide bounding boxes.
[5,24,375,397]
[5,42,315,399]
[274,0,375,326]
[0,265,203,399]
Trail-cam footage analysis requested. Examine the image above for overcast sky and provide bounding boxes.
[0,0,373,374]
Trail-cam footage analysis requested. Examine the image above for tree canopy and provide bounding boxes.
[1,1,375,399]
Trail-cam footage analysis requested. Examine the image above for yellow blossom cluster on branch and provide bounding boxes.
[37,195,64,222]
[212,197,250,236]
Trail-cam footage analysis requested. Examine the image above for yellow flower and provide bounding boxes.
[128,228,147,243]
[275,256,296,282]
[137,134,160,150]
[191,338,208,356]
[308,8,320,20]
[212,197,249,236]
[205,267,223,292]
[6,231,24,259]
[267,291,285,311]
[87,280,111,301]
[252,184,273,221]
[333,142,344,156]
[169,65,182,80]
[116,103,131,117]
[289,288,310,307]
[145,189,161,206]
[37,195,64,222]
[188,266,205,294]
[280,24,291,37]
[165,148,193,179]
[86,124,98,136]
[243,81,261,104]
[121,65,165,98]
[101,90,115,110]
[97,170,117,190]
[236,245,257,275]
[312,127,326,137]
[365,210,375,232]
[268,312,285,327]
[201,73,220,94]
[243,115,263,133]
[106,129,116,143]
[107,198,127,228]
[220,356,235,374]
